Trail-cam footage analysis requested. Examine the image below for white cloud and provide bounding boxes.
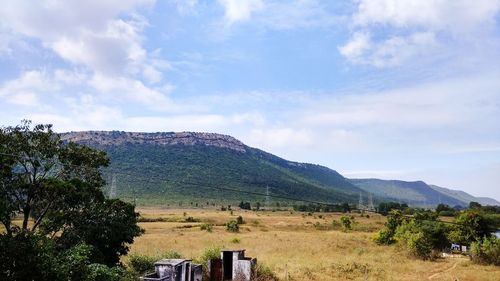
[258,0,339,30]
[338,32,371,60]
[340,31,439,67]
[341,0,500,67]
[353,0,500,32]
[246,128,313,150]
[88,74,177,111]
[0,0,161,79]
[0,70,56,107]
[216,0,339,30]
[170,0,198,16]
[218,0,264,24]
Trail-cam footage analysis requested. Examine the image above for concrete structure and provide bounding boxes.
[142,259,202,281]
[450,243,468,253]
[208,249,256,281]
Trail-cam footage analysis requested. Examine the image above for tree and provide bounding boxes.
[448,210,492,245]
[0,121,109,233]
[0,121,142,268]
[469,201,482,209]
[394,219,449,260]
[375,210,407,245]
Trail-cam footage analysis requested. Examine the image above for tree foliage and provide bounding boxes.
[470,236,500,266]
[0,121,143,280]
[448,210,492,245]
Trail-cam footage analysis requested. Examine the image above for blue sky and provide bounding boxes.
[1,0,499,200]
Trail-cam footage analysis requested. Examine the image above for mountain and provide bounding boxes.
[61,131,362,206]
[349,178,500,207]
[61,131,499,208]
[428,185,500,206]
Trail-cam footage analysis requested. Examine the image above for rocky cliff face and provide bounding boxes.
[60,131,247,153]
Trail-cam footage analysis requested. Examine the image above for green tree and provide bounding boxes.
[470,236,500,265]
[375,210,407,245]
[0,121,109,233]
[394,216,449,260]
[469,201,482,209]
[448,210,492,245]
[0,121,143,275]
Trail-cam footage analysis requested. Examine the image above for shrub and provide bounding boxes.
[448,210,492,245]
[230,237,241,244]
[340,216,353,232]
[236,216,245,225]
[226,220,240,232]
[128,254,157,275]
[195,245,222,280]
[374,210,406,245]
[86,264,124,281]
[470,236,500,266]
[128,250,182,275]
[439,210,456,217]
[195,245,221,266]
[254,263,279,281]
[200,223,213,232]
[162,250,182,259]
[394,220,449,260]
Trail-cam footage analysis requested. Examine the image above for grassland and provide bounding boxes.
[129,208,499,281]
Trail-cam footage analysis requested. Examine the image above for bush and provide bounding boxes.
[236,216,245,225]
[374,210,406,245]
[226,220,240,232]
[86,264,124,281]
[162,250,182,259]
[128,250,182,275]
[185,216,199,222]
[194,245,222,280]
[200,223,213,232]
[254,263,279,281]
[128,254,157,275]
[230,237,241,244]
[394,220,449,260]
[448,210,492,245]
[195,246,221,267]
[470,236,500,266]
[340,216,353,232]
[439,210,456,217]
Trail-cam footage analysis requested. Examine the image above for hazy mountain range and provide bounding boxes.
[61,131,499,207]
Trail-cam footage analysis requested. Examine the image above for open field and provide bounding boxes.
[129,208,500,281]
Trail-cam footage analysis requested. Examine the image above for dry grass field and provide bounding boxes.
[128,208,500,281]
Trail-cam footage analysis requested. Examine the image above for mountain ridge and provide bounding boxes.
[61,131,499,207]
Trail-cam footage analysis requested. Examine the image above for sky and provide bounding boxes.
[0,0,499,200]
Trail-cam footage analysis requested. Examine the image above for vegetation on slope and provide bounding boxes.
[94,142,360,205]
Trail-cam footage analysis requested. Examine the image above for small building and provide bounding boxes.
[142,259,202,281]
[450,243,467,253]
[208,249,257,281]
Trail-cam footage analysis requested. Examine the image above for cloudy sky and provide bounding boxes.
[1,0,499,200]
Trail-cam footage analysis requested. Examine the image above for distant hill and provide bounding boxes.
[429,185,500,206]
[61,131,499,207]
[61,131,362,206]
[349,178,500,207]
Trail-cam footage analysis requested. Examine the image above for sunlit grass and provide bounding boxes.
[129,208,500,281]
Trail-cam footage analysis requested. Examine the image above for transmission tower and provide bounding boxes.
[368,193,375,211]
[358,192,365,210]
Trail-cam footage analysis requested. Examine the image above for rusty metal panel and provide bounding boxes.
[209,258,223,281]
